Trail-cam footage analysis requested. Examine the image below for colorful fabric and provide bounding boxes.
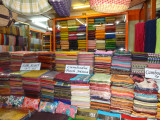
[39,101,58,113]
[6,95,24,107]
[22,97,40,110]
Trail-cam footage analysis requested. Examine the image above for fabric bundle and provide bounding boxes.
[132,74,158,118]
[76,18,86,26]
[111,51,132,75]
[90,73,111,111]
[78,52,94,74]
[110,75,134,115]
[88,40,96,52]
[147,53,160,69]
[38,52,55,70]
[94,18,105,24]
[156,80,160,119]
[78,40,86,50]
[95,25,105,40]
[60,40,69,50]
[131,52,148,75]
[22,70,48,98]
[55,51,78,72]
[88,19,94,24]
[69,40,78,50]
[0,52,10,72]
[0,72,10,95]
[105,17,116,23]
[40,71,59,102]
[94,50,113,74]
[96,40,105,50]
[77,25,86,32]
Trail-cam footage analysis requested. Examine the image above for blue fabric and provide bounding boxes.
[70,74,93,82]
[97,110,121,118]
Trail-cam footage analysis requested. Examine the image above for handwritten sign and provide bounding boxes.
[20,63,41,71]
[145,68,160,79]
[65,65,90,75]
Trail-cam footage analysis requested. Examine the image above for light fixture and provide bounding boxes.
[32,21,52,31]
[73,5,90,9]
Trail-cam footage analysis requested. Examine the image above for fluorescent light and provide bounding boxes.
[48,28,52,31]
[73,5,90,9]
[31,18,49,22]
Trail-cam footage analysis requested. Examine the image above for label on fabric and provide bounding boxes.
[145,68,160,79]
[65,65,90,75]
[20,63,41,71]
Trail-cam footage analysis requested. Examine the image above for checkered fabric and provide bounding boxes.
[2,0,52,16]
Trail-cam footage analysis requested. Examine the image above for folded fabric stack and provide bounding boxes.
[90,73,111,111]
[156,80,160,119]
[96,40,105,50]
[77,25,86,32]
[88,40,96,52]
[110,75,134,115]
[78,52,94,74]
[55,51,78,72]
[94,50,113,74]
[40,71,59,102]
[0,72,10,96]
[0,52,10,71]
[78,40,86,50]
[10,51,38,71]
[111,51,132,75]
[76,18,86,26]
[60,40,69,50]
[22,70,48,98]
[131,52,148,75]
[70,74,93,108]
[88,18,94,24]
[105,16,116,23]
[67,20,76,26]
[94,17,105,24]
[38,52,55,70]
[9,71,29,96]
[95,25,105,40]
[132,74,158,118]
[147,53,160,69]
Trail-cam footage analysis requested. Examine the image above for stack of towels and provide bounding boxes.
[70,74,92,108]
[110,75,134,115]
[90,73,111,111]
[94,50,113,74]
[111,51,132,75]
[0,52,10,71]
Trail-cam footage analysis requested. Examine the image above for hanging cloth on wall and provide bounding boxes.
[155,18,160,53]
[144,19,156,53]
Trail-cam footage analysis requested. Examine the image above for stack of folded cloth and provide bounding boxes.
[77,25,86,32]
[94,17,105,24]
[90,73,111,111]
[21,70,48,98]
[88,40,96,51]
[69,40,78,50]
[131,52,148,75]
[156,80,160,119]
[70,74,93,108]
[68,25,78,32]
[147,53,160,69]
[67,20,76,26]
[78,40,86,50]
[60,32,68,39]
[54,73,77,105]
[40,71,59,102]
[0,52,10,72]
[60,21,68,26]
[111,51,132,75]
[9,71,29,96]
[96,40,105,50]
[0,72,10,96]
[116,22,125,48]
[78,52,94,74]
[60,40,69,50]
[105,16,116,23]
[76,18,86,26]
[96,25,105,40]
[55,51,78,72]
[110,75,134,115]
[88,18,94,24]
[132,74,158,118]
[10,51,38,71]
[38,52,55,70]
[94,50,113,74]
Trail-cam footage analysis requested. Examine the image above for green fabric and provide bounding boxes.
[156,18,160,53]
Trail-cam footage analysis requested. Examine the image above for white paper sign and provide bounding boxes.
[20,63,41,71]
[65,65,90,75]
[145,68,160,79]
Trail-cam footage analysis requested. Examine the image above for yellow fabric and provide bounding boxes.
[21,70,48,78]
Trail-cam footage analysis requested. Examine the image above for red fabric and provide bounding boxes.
[134,22,145,52]
[54,72,77,81]
[121,114,147,120]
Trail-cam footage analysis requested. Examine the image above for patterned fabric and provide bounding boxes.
[56,101,77,118]
[39,101,58,113]
[6,95,24,107]
[22,97,40,110]
[2,0,52,16]
[0,96,9,106]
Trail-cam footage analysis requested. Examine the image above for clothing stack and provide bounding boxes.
[78,52,94,74]
[38,52,55,70]
[55,51,78,72]
[54,73,77,105]
[132,75,158,118]
[96,40,105,50]
[0,52,10,71]
[131,52,148,75]
[70,74,92,108]
[10,51,38,71]
[0,72,10,95]
[90,73,111,111]
[111,51,132,75]
[40,71,59,102]
[94,50,113,74]
[110,75,134,115]
[22,70,48,98]
[147,53,160,69]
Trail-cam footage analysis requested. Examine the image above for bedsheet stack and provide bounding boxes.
[70,74,93,108]
[0,72,10,95]
[94,50,113,74]
[132,75,158,118]
[55,51,78,72]
[111,51,132,75]
[40,71,59,102]
[22,70,48,98]
[90,73,111,111]
[131,52,148,75]
[110,75,134,115]
[0,52,10,71]
[78,52,94,74]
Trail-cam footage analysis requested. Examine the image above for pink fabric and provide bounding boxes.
[22,97,40,110]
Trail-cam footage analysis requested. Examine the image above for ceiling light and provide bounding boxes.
[31,18,49,22]
[73,5,90,9]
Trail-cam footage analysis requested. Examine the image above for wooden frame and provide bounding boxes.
[53,12,129,52]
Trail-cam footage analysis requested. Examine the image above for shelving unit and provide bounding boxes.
[42,34,52,51]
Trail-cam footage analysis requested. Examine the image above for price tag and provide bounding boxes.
[20,63,41,71]
[145,68,160,79]
[65,65,90,75]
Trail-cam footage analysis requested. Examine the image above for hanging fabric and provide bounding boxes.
[155,18,160,53]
